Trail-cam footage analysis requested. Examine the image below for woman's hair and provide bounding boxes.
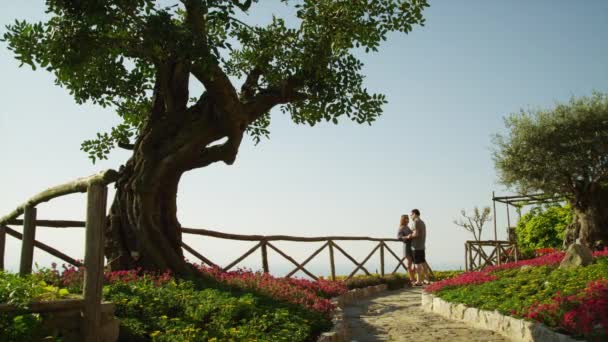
[400,214,409,226]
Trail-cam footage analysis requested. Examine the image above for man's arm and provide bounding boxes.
[408,221,420,239]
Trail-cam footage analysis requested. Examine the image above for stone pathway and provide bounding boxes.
[344,287,509,342]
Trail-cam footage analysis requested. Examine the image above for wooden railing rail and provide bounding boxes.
[181,227,401,242]
[0,170,118,227]
[2,225,82,266]
[181,227,409,280]
[8,219,86,228]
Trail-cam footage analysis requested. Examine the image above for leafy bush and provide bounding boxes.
[515,205,572,257]
[0,271,76,342]
[104,274,331,341]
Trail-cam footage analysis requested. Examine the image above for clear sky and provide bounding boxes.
[1,1,607,276]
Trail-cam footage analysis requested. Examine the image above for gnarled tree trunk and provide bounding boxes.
[564,186,608,249]
[103,63,250,274]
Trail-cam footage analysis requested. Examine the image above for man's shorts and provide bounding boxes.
[413,249,426,264]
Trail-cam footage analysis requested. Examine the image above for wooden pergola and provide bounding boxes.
[491,192,564,242]
[464,192,565,271]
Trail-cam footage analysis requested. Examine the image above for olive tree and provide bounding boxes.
[3,0,429,275]
[493,93,608,249]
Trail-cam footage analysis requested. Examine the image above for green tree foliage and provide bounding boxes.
[515,205,572,256]
[3,0,429,162]
[493,92,608,247]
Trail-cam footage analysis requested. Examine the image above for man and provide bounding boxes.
[407,209,430,285]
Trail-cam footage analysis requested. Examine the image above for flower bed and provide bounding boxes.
[194,265,347,317]
[426,251,608,340]
[1,263,351,341]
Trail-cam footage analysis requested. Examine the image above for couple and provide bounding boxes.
[397,209,431,286]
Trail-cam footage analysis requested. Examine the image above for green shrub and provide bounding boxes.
[0,271,76,341]
[104,275,331,341]
[515,204,572,257]
[343,273,410,290]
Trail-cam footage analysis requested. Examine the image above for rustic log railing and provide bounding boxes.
[464,240,518,271]
[180,227,413,280]
[0,170,117,342]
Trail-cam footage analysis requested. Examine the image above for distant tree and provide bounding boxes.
[493,93,608,249]
[3,0,429,275]
[453,206,492,241]
[514,204,572,257]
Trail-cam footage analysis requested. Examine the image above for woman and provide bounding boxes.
[397,214,416,282]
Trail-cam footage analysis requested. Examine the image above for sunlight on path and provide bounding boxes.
[344,287,508,342]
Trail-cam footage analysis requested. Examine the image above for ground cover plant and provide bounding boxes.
[0,270,79,342]
[0,263,352,341]
[426,249,608,340]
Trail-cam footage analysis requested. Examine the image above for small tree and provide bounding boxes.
[493,92,608,248]
[453,206,492,241]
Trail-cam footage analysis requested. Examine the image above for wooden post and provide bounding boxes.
[469,243,474,270]
[492,191,498,241]
[506,204,511,237]
[19,206,37,276]
[83,183,107,342]
[328,240,336,281]
[261,240,269,273]
[464,243,468,271]
[496,242,502,265]
[0,225,5,271]
[380,242,385,276]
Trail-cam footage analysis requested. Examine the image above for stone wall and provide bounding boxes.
[421,292,581,342]
[317,284,389,342]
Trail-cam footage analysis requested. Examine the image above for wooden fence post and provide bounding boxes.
[83,183,107,342]
[19,206,37,276]
[380,242,385,276]
[328,240,336,281]
[0,225,5,271]
[496,242,502,266]
[261,240,269,273]
[464,242,469,272]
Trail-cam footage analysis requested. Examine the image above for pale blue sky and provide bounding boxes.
[1,1,607,275]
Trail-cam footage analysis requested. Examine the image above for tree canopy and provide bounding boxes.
[493,92,608,247]
[4,0,429,162]
[493,92,608,205]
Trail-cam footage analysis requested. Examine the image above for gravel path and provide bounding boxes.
[344,287,509,342]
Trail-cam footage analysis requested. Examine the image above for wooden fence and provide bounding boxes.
[464,240,519,271]
[181,227,413,280]
[0,170,117,342]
